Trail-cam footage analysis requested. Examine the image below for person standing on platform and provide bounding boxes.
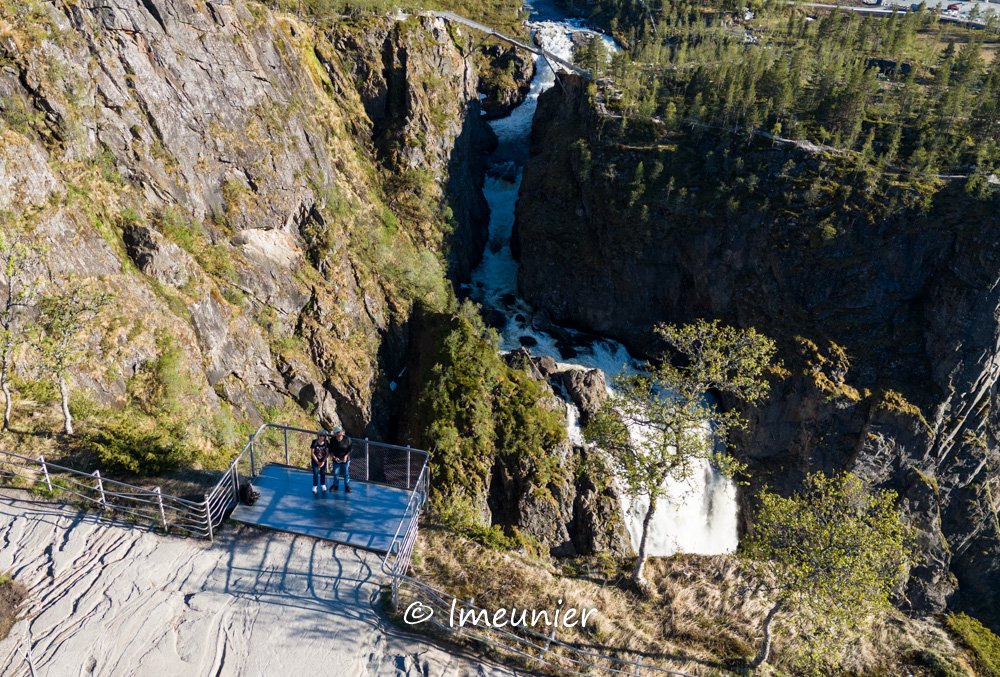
[310,432,329,494]
[329,426,352,494]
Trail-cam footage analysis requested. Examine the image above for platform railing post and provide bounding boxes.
[284,428,289,466]
[249,435,256,478]
[543,628,556,655]
[406,446,411,490]
[205,494,214,542]
[38,455,52,492]
[154,487,166,529]
[365,437,369,481]
[93,470,105,507]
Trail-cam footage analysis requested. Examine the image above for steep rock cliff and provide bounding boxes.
[515,76,1000,629]
[0,0,492,459]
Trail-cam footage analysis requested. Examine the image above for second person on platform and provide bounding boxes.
[329,426,352,493]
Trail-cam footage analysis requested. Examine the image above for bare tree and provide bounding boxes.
[0,227,45,432]
[37,284,113,435]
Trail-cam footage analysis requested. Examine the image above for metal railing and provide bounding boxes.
[2,429,700,676]
[380,490,701,677]
[0,450,214,537]
[0,423,430,543]
[202,423,431,541]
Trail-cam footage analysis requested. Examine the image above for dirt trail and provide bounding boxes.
[0,493,519,676]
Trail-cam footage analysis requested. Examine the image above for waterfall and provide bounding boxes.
[468,11,738,558]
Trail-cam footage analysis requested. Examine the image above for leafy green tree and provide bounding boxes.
[740,472,911,669]
[585,319,777,592]
[0,227,45,432]
[37,284,113,435]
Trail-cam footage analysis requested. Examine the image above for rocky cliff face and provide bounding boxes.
[515,76,1000,629]
[0,0,493,450]
[492,350,631,558]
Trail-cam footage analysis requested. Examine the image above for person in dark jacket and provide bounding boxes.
[310,433,329,494]
[329,426,352,493]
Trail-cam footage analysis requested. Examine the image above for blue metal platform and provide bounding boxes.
[229,464,414,553]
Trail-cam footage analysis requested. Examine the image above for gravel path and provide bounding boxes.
[0,493,520,677]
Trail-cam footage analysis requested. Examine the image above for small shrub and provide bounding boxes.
[908,648,968,677]
[83,420,192,476]
[29,478,60,499]
[945,613,1000,676]
[10,376,57,404]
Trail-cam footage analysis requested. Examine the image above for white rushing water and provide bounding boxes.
[467,13,738,557]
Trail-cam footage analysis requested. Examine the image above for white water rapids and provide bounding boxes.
[465,8,738,557]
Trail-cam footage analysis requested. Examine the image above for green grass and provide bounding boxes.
[945,613,1000,677]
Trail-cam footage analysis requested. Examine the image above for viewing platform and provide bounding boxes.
[229,464,416,552]
[222,426,429,554]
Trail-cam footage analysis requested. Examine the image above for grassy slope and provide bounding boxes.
[411,529,980,677]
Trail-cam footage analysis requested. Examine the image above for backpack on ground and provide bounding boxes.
[240,482,260,506]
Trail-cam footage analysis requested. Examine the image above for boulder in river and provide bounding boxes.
[562,369,608,421]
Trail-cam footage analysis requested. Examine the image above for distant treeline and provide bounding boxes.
[573,0,1000,178]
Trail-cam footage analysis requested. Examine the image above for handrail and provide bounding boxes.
[0,449,205,507]
[2,435,702,674]
[1,423,432,543]
[379,469,703,677]
[0,450,211,537]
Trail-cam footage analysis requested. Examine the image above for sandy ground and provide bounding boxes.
[0,492,522,677]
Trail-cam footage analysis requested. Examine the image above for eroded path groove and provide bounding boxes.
[0,493,519,677]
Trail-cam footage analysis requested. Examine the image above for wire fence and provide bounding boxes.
[0,423,429,543]
[379,467,703,677]
[1,424,703,676]
[382,555,702,676]
[0,450,212,537]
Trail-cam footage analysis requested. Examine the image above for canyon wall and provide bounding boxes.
[0,0,493,445]
[515,76,1000,628]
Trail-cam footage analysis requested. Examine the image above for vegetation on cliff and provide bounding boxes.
[414,299,567,550]
[575,0,1000,181]
[412,526,977,677]
[946,612,1000,677]
[741,472,912,669]
[0,0,497,496]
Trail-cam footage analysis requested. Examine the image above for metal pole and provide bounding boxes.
[284,427,289,466]
[406,446,411,490]
[205,494,214,543]
[249,435,256,478]
[155,487,166,529]
[365,437,370,481]
[38,455,52,492]
[93,470,105,507]
[543,628,555,655]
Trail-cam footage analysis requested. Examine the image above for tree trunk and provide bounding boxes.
[751,598,784,669]
[1,356,10,432]
[59,374,73,436]
[632,496,658,593]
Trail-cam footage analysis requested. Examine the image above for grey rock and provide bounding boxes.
[561,369,608,421]
[123,224,194,288]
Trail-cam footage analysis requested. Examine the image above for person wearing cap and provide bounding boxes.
[329,426,352,493]
[310,432,329,494]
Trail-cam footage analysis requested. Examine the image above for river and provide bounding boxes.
[465,1,740,557]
